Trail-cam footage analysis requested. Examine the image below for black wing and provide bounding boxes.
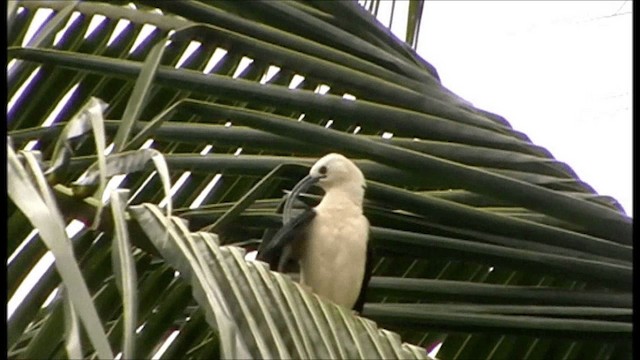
[256,208,316,271]
[353,238,374,313]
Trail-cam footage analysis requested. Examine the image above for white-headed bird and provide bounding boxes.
[257,153,372,312]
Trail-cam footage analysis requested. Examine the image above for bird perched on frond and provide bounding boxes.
[257,153,372,312]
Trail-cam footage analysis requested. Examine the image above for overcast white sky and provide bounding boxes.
[377,1,632,216]
[7,4,632,359]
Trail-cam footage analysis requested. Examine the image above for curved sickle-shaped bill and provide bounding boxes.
[282,174,321,224]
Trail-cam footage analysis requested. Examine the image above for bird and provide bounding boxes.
[257,153,373,312]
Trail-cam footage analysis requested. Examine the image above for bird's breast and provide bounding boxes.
[299,204,369,309]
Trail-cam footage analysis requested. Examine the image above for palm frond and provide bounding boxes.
[8,1,631,359]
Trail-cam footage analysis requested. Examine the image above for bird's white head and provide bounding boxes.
[309,153,366,194]
[283,153,366,223]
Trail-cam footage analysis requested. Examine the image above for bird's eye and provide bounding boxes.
[318,165,328,175]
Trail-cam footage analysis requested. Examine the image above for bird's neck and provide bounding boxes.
[317,186,364,212]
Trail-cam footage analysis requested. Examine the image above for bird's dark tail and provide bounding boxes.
[353,240,374,313]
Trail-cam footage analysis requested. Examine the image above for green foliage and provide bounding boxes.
[7,1,631,359]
